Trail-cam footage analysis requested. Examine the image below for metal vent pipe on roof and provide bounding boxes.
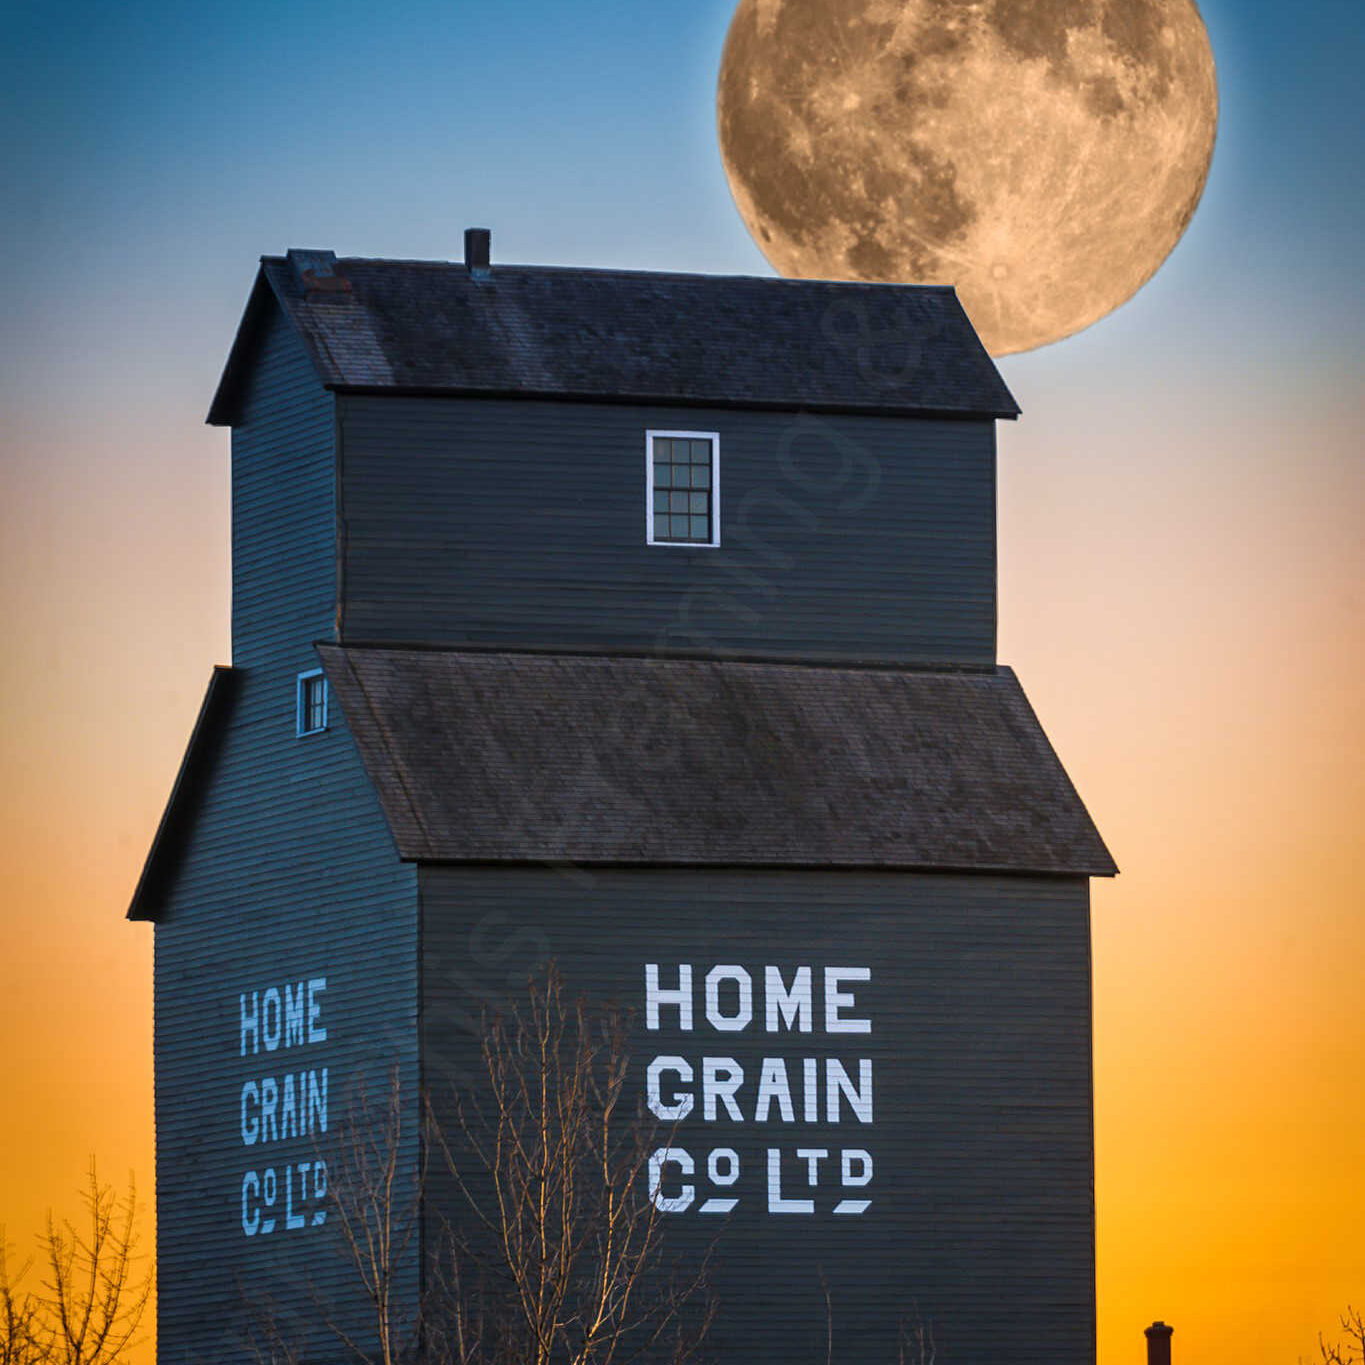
[465,227,491,275]
[1145,1322,1174,1365]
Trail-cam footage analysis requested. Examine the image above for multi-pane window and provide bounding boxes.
[297,670,328,736]
[647,432,719,546]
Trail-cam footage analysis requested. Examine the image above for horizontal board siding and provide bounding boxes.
[420,867,1093,1365]
[339,397,996,666]
[231,303,337,672]
[153,304,419,1363]
[153,708,419,1363]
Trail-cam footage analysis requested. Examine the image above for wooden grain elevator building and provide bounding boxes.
[129,230,1116,1365]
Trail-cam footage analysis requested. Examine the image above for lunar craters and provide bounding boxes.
[717,0,1218,354]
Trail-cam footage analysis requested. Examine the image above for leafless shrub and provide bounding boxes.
[239,1062,424,1365]
[1,1236,46,1365]
[271,968,709,1364]
[240,1293,302,1365]
[325,1065,426,1365]
[896,1305,936,1365]
[1,1164,152,1365]
[1320,1307,1365,1365]
[820,1268,936,1365]
[40,1163,152,1365]
[429,964,712,1365]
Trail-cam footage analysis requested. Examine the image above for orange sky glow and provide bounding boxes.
[2,352,1360,1365]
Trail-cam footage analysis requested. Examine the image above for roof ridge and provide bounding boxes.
[333,257,960,292]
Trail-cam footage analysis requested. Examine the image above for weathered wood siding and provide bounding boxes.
[231,303,337,671]
[338,396,997,666]
[152,305,419,1363]
[146,295,1089,1363]
[420,867,1095,1365]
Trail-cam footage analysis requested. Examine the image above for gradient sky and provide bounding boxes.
[1,2,1361,1362]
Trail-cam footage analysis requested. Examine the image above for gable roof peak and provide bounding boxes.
[208,251,1020,427]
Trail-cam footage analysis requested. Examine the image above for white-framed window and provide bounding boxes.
[296,669,328,736]
[646,430,720,547]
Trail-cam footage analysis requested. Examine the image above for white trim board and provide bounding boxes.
[645,429,721,548]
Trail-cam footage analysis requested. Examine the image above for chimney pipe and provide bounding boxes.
[464,227,491,277]
[1145,1322,1173,1365]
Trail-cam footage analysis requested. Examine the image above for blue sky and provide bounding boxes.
[3,0,1362,411]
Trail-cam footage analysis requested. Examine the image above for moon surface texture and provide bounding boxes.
[717,0,1218,355]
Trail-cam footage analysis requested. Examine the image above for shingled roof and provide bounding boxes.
[318,645,1115,877]
[208,247,1019,425]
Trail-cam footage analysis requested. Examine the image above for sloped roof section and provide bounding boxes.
[209,252,1019,424]
[318,646,1114,877]
[127,665,240,921]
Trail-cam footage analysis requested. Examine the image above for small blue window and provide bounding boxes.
[297,670,328,736]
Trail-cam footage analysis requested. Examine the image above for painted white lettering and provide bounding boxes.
[281,1073,299,1141]
[708,1148,740,1186]
[705,966,753,1032]
[285,1163,305,1230]
[835,1149,873,1214]
[262,987,283,1052]
[842,1149,873,1186]
[241,1171,261,1236]
[702,1057,744,1121]
[261,1166,278,1235]
[312,1160,328,1225]
[260,1076,279,1144]
[825,1059,873,1123]
[767,1148,814,1214]
[306,977,327,1044]
[824,968,871,1034]
[648,1148,695,1213]
[284,983,306,1048]
[803,1058,819,1123]
[240,1081,260,1146]
[755,1057,794,1123]
[240,992,260,1057]
[700,1147,741,1214]
[238,975,333,1238]
[308,1068,328,1134]
[645,964,693,1031]
[795,1148,829,1186]
[764,966,813,1032]
[647,1057,694,1121]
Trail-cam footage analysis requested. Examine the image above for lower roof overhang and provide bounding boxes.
[320,645,1117,879]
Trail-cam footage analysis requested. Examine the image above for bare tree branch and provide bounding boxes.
[1320,1306,1365,1365]
[247,970,711,1365]
[4,1163,152,1365]
[0,1235,48,1365]
[430,964,712,1365]
[896,1303,936,1365]
[323,1063,425,1365]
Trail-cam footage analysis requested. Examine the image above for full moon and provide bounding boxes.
[717,0,1218,355]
